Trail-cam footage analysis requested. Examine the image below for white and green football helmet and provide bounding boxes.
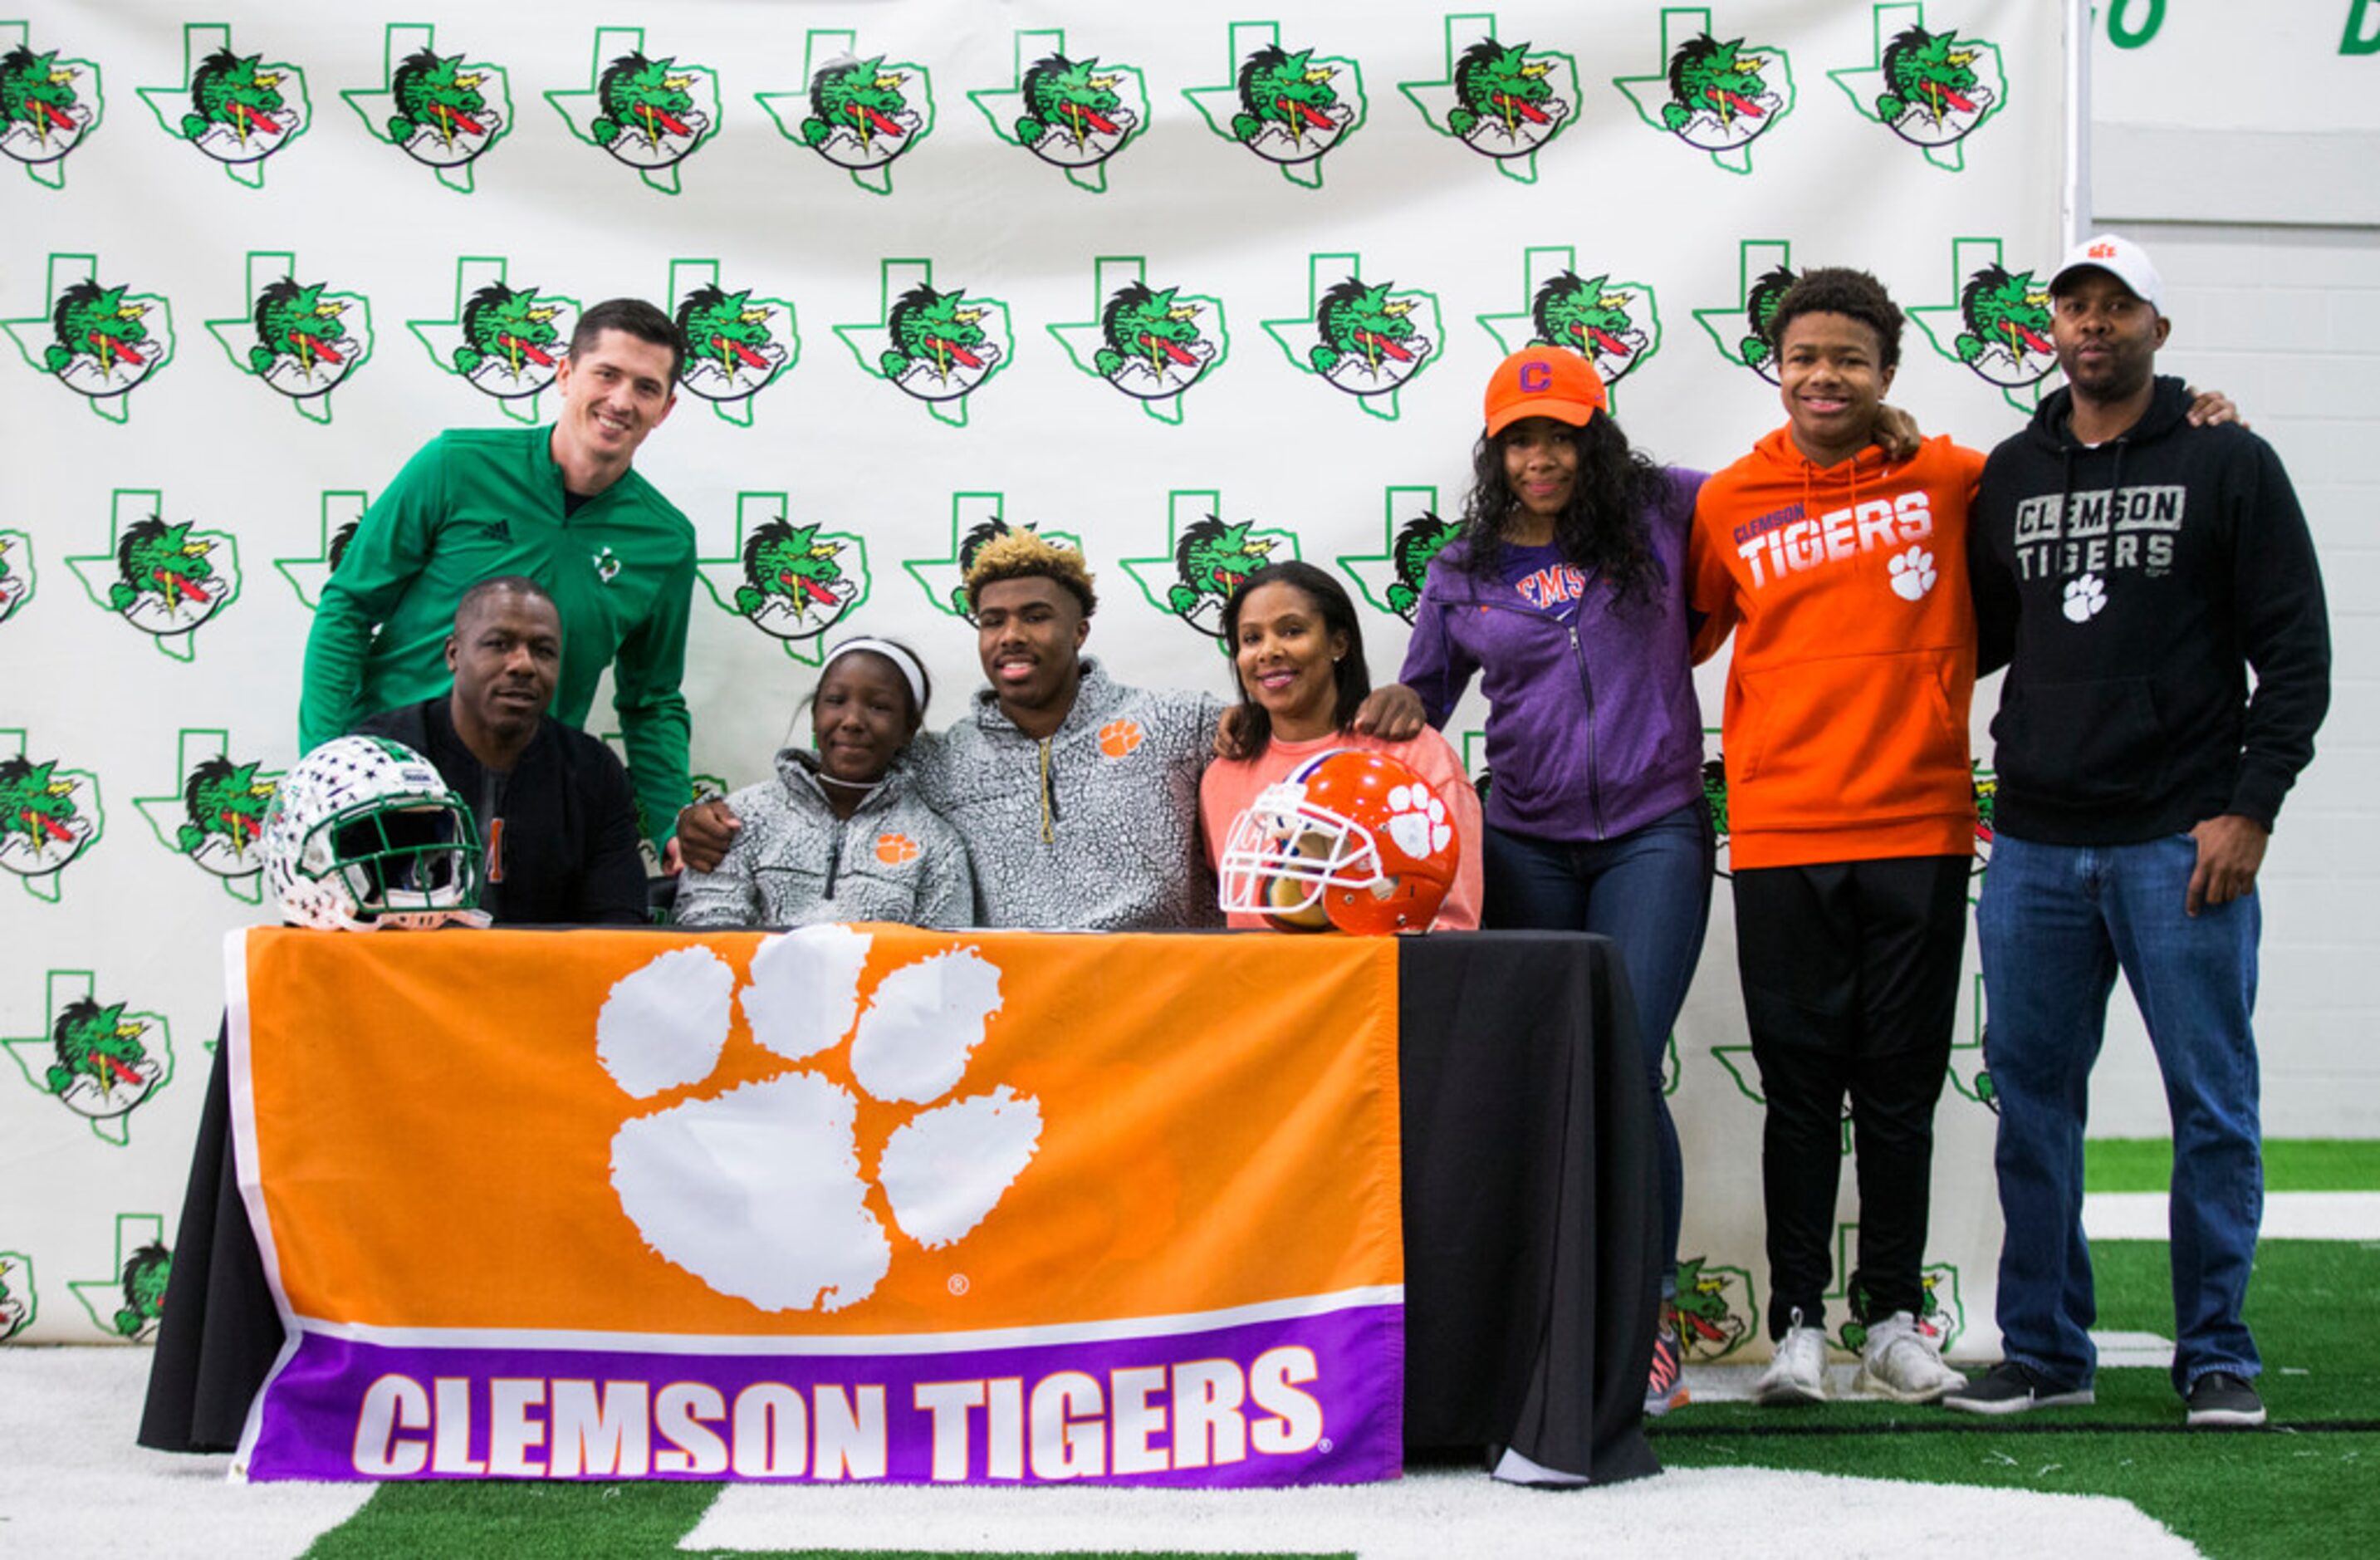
[262,735,482,931]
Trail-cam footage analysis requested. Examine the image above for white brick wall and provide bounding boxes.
[2063,221,2380,1136]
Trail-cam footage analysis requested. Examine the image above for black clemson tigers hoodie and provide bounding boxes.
[1968,375,2330,846]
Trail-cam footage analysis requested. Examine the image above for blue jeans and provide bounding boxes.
[1484,802,1716,1294]
[1977,831,2263,1395]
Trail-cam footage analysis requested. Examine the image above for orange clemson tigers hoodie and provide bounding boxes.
[1687,429,1985,870]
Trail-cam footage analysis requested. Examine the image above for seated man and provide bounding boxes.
[677,533,1423,929]
[352,575,649,925]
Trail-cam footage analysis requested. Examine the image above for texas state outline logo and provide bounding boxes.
[1183,22,1364,190]
[696,493,869,666]
[272,489,365,611]
[548,27,718,195]
[135,23,308,189]
[0,531,33,626]
[834,260,1012,429]
[205,252,372,426]
[1612,8,1794,176]
[668,260,798,428]
[2,254,174,424]
[2,973,174,1147]
[1910,237,2056,411]
[409,258,581,423]
[903,494,1085,622]
[64,491,239,663]
[1339,486,1461,625]
[1120,491,1296,650]
[1829,4,2005,173]
[69,1214,169,1340]
[341,23,512,194]
[758,29,934,197]
[0,22,102,189]
[1695,239,1800,383]
[0,1252,32,1342]
[132,730,280,904]
[1262,254,1440,421]
[1399,16,1577,184]
[0,729,103,904]
[970,28,1144,194]
[1048,257,1227,425]
[1478,246,1661,410]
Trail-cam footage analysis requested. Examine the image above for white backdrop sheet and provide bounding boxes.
[0,0,2059,1356]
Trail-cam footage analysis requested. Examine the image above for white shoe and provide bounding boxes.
[1854,1310,1964,1404]
[1752,1313,1829,1405]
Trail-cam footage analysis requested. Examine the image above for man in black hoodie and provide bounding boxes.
[1948,236,2329,1429]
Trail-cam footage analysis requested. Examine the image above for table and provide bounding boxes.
[140,930,1659,1485]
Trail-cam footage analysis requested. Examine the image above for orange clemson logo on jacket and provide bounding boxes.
[874,833,920,866]
[1098,719,1144,758]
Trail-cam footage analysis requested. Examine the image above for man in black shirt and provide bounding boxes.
[355,575,648,925]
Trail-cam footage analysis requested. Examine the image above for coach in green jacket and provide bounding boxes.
[297,298,698,863]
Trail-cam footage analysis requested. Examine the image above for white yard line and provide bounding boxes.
[2084,1190,2380,1241]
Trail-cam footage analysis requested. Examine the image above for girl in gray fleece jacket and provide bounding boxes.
[673,638,973,930]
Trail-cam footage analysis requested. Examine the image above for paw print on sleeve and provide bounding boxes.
[2063,572,2108,623]
[596,927,1042,1312]
[1888,544,1937,601]
[1381,781,1452,860]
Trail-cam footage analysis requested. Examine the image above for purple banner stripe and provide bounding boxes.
[246,1305,1403,1486]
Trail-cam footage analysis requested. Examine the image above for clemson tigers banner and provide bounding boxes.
[223,925,1403,1484]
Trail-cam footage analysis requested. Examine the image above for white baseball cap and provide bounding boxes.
[2049,233,2166,316]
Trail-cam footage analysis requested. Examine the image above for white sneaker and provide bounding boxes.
[1752,1313,1829,1405]
[1854,1310,1964,1404]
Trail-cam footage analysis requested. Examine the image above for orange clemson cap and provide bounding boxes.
[1483,345,1607,437]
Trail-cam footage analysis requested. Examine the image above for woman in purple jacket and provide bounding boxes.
[1397,346,1713,1416]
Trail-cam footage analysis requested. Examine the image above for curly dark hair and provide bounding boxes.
[1216,561,1372,763]
[1452,411,1671,608]
[1766,266,1903,370]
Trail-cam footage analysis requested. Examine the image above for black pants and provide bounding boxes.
[1733,856,1969,1340]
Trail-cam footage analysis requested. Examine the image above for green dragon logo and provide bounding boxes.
[546,30,717,193]
[1829,10,2005,171]
[696,497,871,665]
[1402,23,1577,181]
[1310,277,1436,395]
[0,1253,31,1342]
[901,498,1085,621]
[1615,15,1795,174]
[838,271,1015,424]
[0,532,32,625]
[1530,271,1653,385]
[451,281,569,397]
[1339,489,1458,624]
[800,55,923,168]
[0,753,100,890]
[1093,282,1220,400]
[105,516,223,632]
[1010,51,1142,172]
[32,277,171,404]
[175,756,277,875]
[213,267,373,420]
[0,33,101,185]
[342,29,512,193]
[1950,263,2056,386]
[1672,1255,1756,1363]
[672,279,796,415]
[135,25,311,185]
[44,996,166,1123]
[113,1241,171,1340]
[1121,496,1299,648]
[1183,26,1364,188]
[1694,244,1800,383]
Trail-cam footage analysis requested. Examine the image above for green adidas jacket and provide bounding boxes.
[297,424,695,844]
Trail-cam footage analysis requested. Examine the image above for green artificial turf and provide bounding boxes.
[2085,1137,2380,1194]
[1652,1239,2380,1560]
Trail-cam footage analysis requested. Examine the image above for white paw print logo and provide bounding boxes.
[1888,544,1937,601]
[2063,572,2108,623]
[1383,782,1453,860]
[595,927,1042,1312]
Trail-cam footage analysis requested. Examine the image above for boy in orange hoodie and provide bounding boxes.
[1688,268,1981,1406]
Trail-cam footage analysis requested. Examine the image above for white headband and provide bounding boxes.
[821,636,928,714]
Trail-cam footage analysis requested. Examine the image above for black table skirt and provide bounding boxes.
[140,930,1660,1485]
